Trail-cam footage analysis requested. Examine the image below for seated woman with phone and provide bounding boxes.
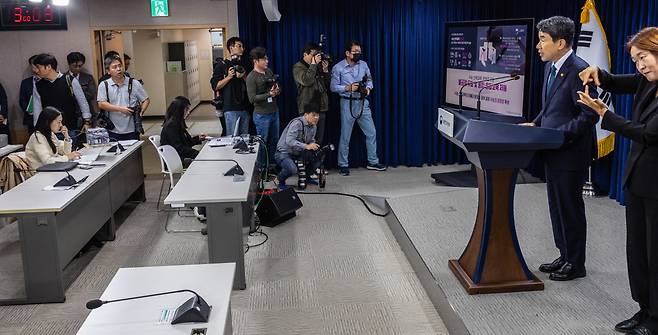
[25,106,81,169]
[160,96,207,168]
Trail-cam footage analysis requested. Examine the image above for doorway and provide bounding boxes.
[92,27,226,117]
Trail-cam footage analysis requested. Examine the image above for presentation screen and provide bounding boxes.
[443,19,534,117]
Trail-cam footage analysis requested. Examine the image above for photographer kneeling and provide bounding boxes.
[275,104,321,190]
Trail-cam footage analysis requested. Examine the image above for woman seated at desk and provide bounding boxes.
[160,96,207,167]
[25,106,81,169]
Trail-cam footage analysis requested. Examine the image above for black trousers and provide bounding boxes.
[316,112,327,145]
[218,112,227,137]
[545,166,588,268]
[625,190,658,330]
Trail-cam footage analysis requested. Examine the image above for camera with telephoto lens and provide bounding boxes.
[296,159,307,190]
[131,104,144,134]
[228,55,245,75]
[313,143,335,161]
[318,34,332,63]
[264,74,280,89]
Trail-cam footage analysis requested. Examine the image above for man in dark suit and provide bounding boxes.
[19,55,39,134]
[521,16,599,281]
[67,52,99,125]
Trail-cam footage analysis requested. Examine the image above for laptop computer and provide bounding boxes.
[77,147,103,165]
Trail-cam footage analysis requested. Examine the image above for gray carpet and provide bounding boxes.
[0,162,449,334]
[386,183,636,335]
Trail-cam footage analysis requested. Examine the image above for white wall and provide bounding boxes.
[131,30,167,117]
[182,29,214,101]
[0,0,237,142]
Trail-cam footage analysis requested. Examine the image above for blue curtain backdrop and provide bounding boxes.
[237,0,658,203]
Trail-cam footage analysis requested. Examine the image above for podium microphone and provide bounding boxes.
[458,73,519,111]
[475,75,521,120]
[86,289,211,325]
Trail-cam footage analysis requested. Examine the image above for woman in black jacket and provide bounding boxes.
[160,96,207,167]
[578,27,658,335]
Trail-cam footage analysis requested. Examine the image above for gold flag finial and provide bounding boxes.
[581,0,596,24]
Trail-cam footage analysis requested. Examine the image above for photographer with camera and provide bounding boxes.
[210,37,250,136]
[293,42,331,145]
[97,55,150,141]
[330,40,386,176]
[275,103,322,190]
[246,47,281,170]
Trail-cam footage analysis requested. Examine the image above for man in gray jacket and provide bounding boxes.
[275,104,321,190]
[293,42,330,145]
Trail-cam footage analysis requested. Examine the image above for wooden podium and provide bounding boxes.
[436,107,564,294]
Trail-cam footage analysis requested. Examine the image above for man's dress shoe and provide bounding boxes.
[548,262,586,281]
[539,257,565,273]
[615,311,646,333]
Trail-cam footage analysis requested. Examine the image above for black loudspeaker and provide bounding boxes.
[256,188,303,227]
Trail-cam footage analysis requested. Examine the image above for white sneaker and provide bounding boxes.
[193,207,206,221]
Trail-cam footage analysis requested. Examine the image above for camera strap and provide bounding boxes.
[64,74,82,118]
[294,118,306,144]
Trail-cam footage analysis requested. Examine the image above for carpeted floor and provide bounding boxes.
[0,104,450,335]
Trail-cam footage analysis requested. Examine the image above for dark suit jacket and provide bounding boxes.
[19,77,35,128]
[73,72,99,120]
[0,82,7,119]
[533,53,599,170]
[599,70,658,200]
[160,119,202,160]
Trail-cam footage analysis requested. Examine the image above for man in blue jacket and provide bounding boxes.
[521,16,598,281]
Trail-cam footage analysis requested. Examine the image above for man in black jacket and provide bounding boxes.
[19,55,39,134]
[293,42,330,145]
[67,52,99,125]
[211,37,250,137]
[0,82,8,139]
[32,53,92,142]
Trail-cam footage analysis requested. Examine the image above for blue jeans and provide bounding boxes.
[253,112,280,169]
[225,110,250,136]
[338,99,379,167]
[275,151,321,183]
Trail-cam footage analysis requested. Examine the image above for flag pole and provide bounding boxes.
[583,166,596,197]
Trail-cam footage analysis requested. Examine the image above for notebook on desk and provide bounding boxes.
[36,162,78,172]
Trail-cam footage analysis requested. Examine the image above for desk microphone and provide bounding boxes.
[475,75,521,119]
[54,171,88,187]
[106,139,125,154]
[16,167,87,187]
[86,289,211,325]
[193,159,245,176]
[458,73,519,111]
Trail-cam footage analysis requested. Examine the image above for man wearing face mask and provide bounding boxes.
[330,40,386,176]
[211,37,250,136]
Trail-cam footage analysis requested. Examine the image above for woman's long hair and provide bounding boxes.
[627,27,658,54]
[164,96,191,128]
[34,106,62,153]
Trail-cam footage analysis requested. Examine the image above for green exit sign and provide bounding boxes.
[150,0,169,17]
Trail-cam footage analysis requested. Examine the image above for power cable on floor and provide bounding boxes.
[295,191,391,217]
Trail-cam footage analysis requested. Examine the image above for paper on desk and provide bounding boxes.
[157,308,176,324]
[43,185,72,191]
